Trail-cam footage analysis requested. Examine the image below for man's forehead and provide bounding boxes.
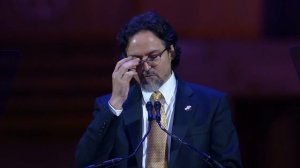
[128,31,160,44]
[127,33,164,53]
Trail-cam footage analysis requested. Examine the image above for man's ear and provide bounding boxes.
[169,45,175,60]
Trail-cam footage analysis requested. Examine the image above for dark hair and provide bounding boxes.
[117,11,181,69]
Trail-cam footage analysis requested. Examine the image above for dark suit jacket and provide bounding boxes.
[76,79,242,168]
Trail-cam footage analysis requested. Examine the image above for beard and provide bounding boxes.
[139,70,164,92]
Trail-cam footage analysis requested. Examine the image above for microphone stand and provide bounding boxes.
[85,102,154,168]
[154,101,224,168]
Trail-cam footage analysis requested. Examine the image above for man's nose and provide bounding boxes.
[142,61,151,71]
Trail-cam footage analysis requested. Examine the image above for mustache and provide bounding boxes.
[142,70,157,77]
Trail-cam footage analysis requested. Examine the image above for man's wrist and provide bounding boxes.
[109,97,123,110]
[108,101,123,116]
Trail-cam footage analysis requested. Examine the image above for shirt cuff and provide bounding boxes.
[108,102,123,116]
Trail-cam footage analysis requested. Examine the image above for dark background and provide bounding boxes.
[1,0,300,167]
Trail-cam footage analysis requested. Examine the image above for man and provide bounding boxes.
[76,11,242,168]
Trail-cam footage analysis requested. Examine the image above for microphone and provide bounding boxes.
[153,101,161,122]
[146,101,155,121]
[154,101,224,168]
[85,101,154,168]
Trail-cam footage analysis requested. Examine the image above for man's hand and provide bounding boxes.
[109,57,140,110]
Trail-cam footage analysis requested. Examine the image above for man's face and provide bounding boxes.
[126,30,173,92]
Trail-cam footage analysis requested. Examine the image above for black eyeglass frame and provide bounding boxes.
[127,47,170,67]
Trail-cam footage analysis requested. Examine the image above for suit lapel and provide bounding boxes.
[169,80,195,168]
[122,85,143,168]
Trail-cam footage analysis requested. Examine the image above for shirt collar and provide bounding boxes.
[141,72,177,105]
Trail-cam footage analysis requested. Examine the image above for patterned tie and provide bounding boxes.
[146,91,168,168]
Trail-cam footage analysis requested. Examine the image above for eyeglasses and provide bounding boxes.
[129,48,169,67]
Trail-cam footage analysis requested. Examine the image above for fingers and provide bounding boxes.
[110,57,140,108]
[114,57,131,71]
[115,57,139,72]
[113,57,140,79]
[122,70,137,82]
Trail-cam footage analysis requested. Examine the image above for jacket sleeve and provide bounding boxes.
[211,94,243,168]
[75,96,120,168]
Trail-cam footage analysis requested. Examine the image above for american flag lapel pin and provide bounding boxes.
[184,105,192,111]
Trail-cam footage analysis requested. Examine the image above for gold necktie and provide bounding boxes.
[146,91,168,168]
